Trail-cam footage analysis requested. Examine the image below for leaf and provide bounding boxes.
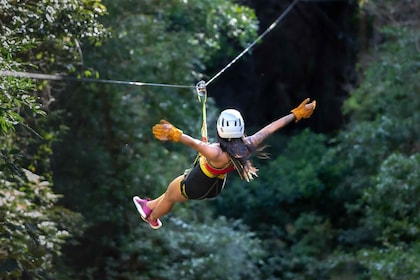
[9,149,20,155]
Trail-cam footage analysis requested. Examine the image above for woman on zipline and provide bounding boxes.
[133,98,316,229]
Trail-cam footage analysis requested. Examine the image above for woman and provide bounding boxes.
[133,98,316,229]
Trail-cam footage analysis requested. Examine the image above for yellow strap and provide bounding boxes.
[199,156,226,179]
[186,81,208,171]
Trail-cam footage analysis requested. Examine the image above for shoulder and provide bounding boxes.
[206,143,230,165]
[243,136,251,145]
[243,136,256,149]
[209,142,222,148]
[209,143,225,158]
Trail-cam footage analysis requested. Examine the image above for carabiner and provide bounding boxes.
[196,80,207,102]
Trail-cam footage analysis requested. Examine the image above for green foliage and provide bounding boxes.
[330,154,420,279]
[119,217,265,280]
[320,25,419,251]
[355,244,420,279]
[216,129,327,227]
[3,0,418,278]
[214,15,419,279]
[101,0,258,73]
[325,10,420,279]
[260,212,333,280]
[344,27,420,126]
[334,26,419,195]
[163,219,264,280]
[0,56,43,135]
[330,244,420,280]
[0,170,83,280]
[0,0,108,277]
[333,24,420,222]
[261,130,327,203]
[214,129,333,279]
[362,153,420,245]
[0,0,108,72]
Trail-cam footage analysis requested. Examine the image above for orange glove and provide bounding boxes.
[291,98,317,122]
[152,119,183,142]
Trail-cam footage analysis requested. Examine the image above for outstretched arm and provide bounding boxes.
[179,134,223,161]
[152,120,223,161]
[245,113,296,148]
[245,98,316,148]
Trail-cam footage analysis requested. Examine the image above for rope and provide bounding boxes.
[206,0,300,86]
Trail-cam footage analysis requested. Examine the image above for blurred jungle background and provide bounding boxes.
[1,0,419,279]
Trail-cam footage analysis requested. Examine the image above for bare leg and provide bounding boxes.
[147,175,188,220]
[146,193,165,209]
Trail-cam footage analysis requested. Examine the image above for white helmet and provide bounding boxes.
[217,109,245,139]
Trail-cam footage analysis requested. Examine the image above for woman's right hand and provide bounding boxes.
[152,119,183,142]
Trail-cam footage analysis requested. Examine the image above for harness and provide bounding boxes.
[191,81,236,177]
[181,156,234,200]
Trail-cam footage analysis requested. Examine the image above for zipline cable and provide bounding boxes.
[0,70,194,89]
[0,0,299,89]
[205,0,300,87]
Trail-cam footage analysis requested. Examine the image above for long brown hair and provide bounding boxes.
[217,135,268,182]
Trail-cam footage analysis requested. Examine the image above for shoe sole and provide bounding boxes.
[132,196,148,221]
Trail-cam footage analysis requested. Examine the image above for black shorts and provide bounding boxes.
[180,162,227,200]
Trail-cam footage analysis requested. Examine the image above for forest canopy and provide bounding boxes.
[1,0,419,279]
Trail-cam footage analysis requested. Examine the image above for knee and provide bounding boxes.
[165,177,186,202]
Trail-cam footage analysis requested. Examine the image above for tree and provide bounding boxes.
[0,0,107,278]
[326,0,420,278]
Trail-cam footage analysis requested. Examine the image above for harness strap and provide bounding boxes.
[188,80,209,168]
[205,161,235,175]
[199,156,234,177]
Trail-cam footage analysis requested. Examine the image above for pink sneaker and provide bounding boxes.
[133,196,151,221]
[146,216,162,230]
[132,196,162,229]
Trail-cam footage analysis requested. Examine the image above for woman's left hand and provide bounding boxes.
[291,98,316,122]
